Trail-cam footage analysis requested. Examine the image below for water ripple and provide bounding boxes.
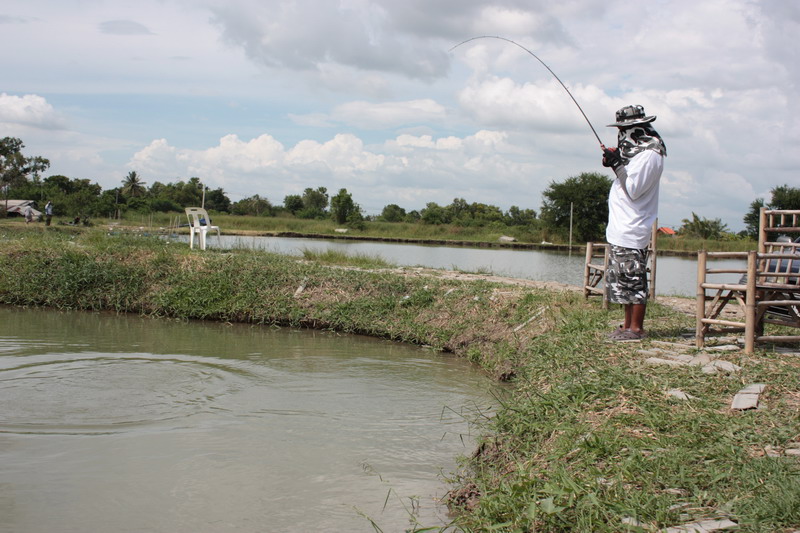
[0,353,260,434]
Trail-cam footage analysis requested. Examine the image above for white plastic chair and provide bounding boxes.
[185,207,220,250]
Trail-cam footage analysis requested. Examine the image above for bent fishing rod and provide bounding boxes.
[449,35,605,149]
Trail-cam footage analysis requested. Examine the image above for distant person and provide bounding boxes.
[601,105,667,341]
[45,201,53,226]
[23,204,34,224]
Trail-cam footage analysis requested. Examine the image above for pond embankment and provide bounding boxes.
[1,226,798,532]
[186,226,701,257]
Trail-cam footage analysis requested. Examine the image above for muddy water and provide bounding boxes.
[0,306,495,532]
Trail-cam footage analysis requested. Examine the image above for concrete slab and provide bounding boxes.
[739,384,766,395]
[731,384,766,410]
[663,518,738,532]
[652,340,694,350]
[646,357,687,367]
[705,345,741,352]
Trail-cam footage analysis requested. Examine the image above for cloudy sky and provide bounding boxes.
[2,0,798,231]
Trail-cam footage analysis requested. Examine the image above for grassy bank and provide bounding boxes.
[1,227,798,532]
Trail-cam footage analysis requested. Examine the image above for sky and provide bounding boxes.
[2,0,799,231]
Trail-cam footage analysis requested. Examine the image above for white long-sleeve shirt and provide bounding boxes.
[605,149,664,249]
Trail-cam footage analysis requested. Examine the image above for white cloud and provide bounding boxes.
[0,93,66,129]
[331,99,447,129]
[125,129,543,212]
[98,20,154,35]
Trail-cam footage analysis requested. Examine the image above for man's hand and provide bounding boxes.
[602,146,623,169]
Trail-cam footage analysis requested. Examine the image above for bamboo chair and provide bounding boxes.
[583,221,659,309]
[696,208,800,353]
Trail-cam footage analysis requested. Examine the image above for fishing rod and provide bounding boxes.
[449,35,604,148]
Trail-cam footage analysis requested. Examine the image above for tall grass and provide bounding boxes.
[300,248,395,269]
[656,235,756,253]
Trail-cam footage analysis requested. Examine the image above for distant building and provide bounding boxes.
[657,226,676,236]
[3,200,43,220]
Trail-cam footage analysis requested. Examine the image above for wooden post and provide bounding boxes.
[744,250,757,354]
[569,202,574,255]
[583,242,593,300]
[758,207,767,254]
[696,250,708,348]
[602,245,609,310]
[649,220,658,301]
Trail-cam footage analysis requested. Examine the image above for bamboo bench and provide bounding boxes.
[696,208,800,353]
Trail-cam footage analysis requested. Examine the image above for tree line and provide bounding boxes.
[2,136,798,241]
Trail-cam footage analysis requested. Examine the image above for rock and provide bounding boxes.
[498,235,516,243]
[621,516,644,527]
[701,360,742,374]
[293,277,309,298]
[763,445,781,457]
[334,228,348,233]
[665,389,696,401]
[688,354,714,366]
[784,443,800,456]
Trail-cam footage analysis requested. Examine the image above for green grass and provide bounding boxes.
[656,235,756,253]
[300,248,395,269]
[446,304,800,532]
[1,225,797,532]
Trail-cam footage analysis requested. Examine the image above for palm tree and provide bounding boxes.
[121,171,147,198]
[680,212,729,239]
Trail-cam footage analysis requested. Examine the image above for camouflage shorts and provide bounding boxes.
[605,245,649,305]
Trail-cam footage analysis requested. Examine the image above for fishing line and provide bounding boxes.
[449,35,604,148]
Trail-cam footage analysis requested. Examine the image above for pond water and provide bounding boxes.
[178,234,745,298]
[0,306,496,533]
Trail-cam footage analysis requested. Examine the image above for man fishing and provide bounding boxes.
[601,105,667,341]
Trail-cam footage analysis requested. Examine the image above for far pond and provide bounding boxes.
[182,234,744,298]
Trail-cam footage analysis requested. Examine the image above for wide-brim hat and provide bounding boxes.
[606,104,656,127]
